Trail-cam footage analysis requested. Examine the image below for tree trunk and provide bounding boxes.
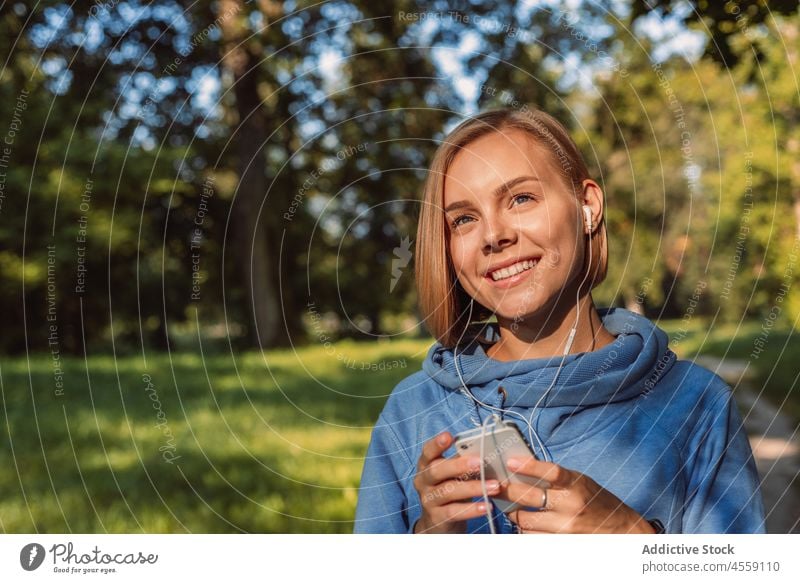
[794,188,800,243]
[219,0,283,347]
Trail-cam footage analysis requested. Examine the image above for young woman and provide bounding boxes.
[354,108,765,534]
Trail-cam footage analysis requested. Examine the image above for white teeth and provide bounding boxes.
[490,259,537,281]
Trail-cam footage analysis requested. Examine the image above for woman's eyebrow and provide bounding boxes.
[491,175,541,198]
[444,175,542,213]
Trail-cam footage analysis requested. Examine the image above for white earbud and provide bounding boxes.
[582,205,593,233]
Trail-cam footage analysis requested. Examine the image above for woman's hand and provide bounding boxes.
[412,431,497,534]
[500,457,655,534]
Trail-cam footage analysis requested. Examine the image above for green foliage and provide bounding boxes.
[0,1,798,350]
[631,0,800,66]
[578,13,800,326]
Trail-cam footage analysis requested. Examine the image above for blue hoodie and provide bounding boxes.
[354,308,765,534]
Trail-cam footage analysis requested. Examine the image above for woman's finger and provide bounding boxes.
[418,432,453,469]
[421,478,500,507]
[424,454,481,485]
[501,483,550,510]
[420,501,489,531]
[507,508,567,533]
[506,457,573,488]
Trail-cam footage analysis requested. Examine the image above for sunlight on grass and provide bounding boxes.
[0,339,431,533]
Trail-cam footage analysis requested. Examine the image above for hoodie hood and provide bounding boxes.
[422,307,676,408]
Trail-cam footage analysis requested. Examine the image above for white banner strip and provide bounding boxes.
[1,534,798,582]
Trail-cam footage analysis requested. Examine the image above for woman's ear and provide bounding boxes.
[581,179,604,235]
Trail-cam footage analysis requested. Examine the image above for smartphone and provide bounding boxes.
[453,419,551,513]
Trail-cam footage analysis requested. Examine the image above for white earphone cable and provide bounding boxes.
[527,206,594,446]
[478,414,499,534]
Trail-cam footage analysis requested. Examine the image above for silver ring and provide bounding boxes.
[540,488,548,510]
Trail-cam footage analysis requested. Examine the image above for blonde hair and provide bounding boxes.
[415,108,608,347]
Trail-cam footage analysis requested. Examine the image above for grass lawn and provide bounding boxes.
[0,339,431,533]
[1,319,796,533]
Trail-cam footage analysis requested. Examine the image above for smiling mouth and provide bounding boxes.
[487,258,539,282]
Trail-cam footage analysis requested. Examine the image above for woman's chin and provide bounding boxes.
[491,306,541,327]
[490,298,562,329]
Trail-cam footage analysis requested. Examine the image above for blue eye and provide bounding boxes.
[512,193,536,205]
[451,215,474,228]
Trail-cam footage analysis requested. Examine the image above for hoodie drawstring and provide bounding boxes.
[497,385,508,409]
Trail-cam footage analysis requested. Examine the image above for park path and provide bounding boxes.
[694,356,800,533]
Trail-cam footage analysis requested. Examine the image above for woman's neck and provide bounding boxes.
[485,294,616,362]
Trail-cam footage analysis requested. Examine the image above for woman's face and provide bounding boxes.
[443,128,591,325]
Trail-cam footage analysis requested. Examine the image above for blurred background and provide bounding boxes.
[0,0,798,532]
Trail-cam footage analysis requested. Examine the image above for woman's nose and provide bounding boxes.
[481,216,517,252]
